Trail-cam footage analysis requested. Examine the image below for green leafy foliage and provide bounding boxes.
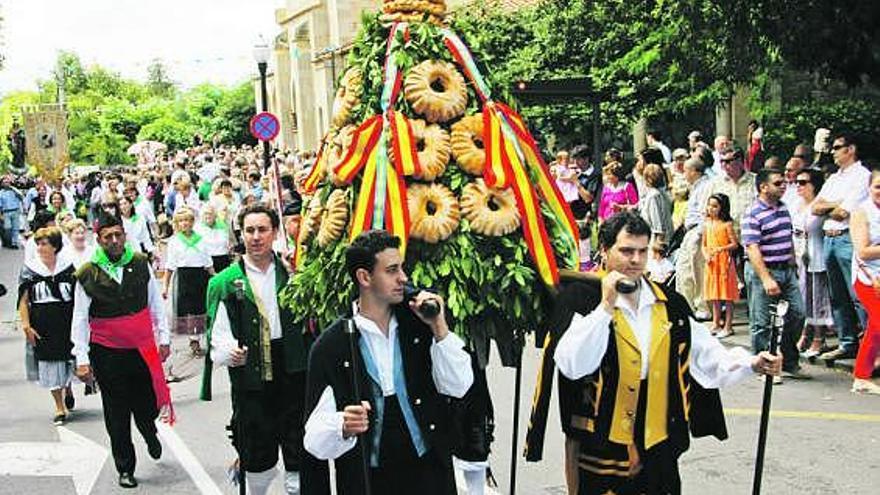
[285,11,577,348]
[0,52,257,169]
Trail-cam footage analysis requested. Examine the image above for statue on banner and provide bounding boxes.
[22,104,70,181]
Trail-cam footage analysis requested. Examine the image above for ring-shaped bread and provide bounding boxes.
[404,60,468,124]
[450,114,485,176]
[459,179,521,237]
[408,183,460,243]
[331,68,363,129]
[317,189,349,247]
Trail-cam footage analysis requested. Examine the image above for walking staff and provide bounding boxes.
[752,300,788,495]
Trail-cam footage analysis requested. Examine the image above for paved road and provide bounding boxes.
[0,246,878,494]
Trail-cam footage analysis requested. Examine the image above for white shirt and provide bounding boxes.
[133,196,156,225]
[123,215,154,254]
[164,233,212,270]
[647,257,674,283]
[854,199,880,285]
[209,257,282,366]
[684,175,711,229]
[70,263,170,366]
[59,243,95,270]
[303,310,474,461]
[554,279,754,388]
[195,222,230,257]
[815,160,870,231]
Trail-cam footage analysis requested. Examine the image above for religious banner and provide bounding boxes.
[22,104,69,181]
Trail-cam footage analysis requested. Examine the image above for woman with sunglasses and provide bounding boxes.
[849,169,880,394]
[790,168,833,359]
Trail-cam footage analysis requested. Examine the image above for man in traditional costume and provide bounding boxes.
[302,230,473,495]
[553,212,781,495]
[71,211,172,489]
[201,204,310,495]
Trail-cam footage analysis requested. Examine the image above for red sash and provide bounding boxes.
[90,308,175,425]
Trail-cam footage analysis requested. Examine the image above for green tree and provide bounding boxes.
[147,58,176,98]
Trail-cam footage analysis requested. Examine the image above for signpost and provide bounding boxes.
[249,112,286,244]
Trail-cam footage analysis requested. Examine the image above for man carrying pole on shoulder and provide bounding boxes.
[201,203,311,495]
[554,211,781,495]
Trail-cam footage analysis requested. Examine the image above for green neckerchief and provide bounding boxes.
[134,196,143,207]
[177,231,202,250]
[204,220,227,231]
[92,244,135,282]
[127,213,141,224]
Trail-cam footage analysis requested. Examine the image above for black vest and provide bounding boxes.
[562,286,728,456]
[75,253,151,318]
[302,305,454,495]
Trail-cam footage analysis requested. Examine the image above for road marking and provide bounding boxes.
[157,422,224,495]
[726,408,880,422]
[0,426,108,495]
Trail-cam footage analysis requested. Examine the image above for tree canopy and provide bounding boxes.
[0,52,257,168]
[453,0,880,156]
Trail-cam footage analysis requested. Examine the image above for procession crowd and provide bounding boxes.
[1,122,878,494]
[549,126,880,393]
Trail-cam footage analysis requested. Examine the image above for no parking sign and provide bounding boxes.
[249,112,280,141]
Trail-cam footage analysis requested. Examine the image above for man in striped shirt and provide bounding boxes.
[742,169,809,381]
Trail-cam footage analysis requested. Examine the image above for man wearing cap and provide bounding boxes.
[201,204,312,495]
[274,196,303,269]
[71,211,172,489]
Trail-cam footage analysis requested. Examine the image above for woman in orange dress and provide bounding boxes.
[702,193,739,337]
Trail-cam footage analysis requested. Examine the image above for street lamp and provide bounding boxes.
[253,38,272,173]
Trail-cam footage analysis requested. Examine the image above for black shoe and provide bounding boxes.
[64,389,75,411]
[819,348,857,361]
[146,434,162,460]
[118,472,138,488]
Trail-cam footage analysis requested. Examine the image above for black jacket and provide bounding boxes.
[301,304,457,495]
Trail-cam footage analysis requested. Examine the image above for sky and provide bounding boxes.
[0,0,282,94]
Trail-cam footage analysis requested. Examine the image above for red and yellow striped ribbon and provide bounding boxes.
[385,162,411,254]
[302,135,329,194]
[388,110,422,177]
[496,103,579,250]
[334,115,383,183]
[348,142,380,242]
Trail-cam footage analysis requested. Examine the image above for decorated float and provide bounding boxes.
[281,0,579,365]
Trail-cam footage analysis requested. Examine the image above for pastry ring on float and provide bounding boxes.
[299,196,324,245]
[450,114,485,176]
[382,0,446,16]
[326,125,356,186]
[331,68,363,129]
[392,119,451,182]
[460,179,521,237]
[404,60,468,124]
[317,189,349,247]
[408,183,460,243]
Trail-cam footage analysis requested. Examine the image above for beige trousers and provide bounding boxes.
[675,227,707,314]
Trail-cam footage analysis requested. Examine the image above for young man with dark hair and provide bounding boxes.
[554,211,780,495]
[742,170,809,381]
[71,211,171,489]
[813,133,870,361]
[202,203,311,495]
[303,230,473,495]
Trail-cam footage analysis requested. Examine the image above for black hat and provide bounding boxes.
[283,196,303,217]
[95,210,123,233]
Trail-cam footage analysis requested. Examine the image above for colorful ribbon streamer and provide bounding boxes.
[442,29,579,286]
[330,22,417,255]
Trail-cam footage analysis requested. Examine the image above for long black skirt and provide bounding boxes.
[174,267,209,317]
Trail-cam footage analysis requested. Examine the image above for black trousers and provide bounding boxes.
[369,397,455,495]
[90,344,158,475]
[211,255,231,274]
[236,341,306,473]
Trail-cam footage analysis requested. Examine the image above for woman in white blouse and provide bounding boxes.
[163,207,214,369]
[194,204,232,273]
[58,218,94,270]
[118,195,154,255]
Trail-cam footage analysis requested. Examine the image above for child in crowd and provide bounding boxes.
[646,240,674,284]
[702,193,739,337]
